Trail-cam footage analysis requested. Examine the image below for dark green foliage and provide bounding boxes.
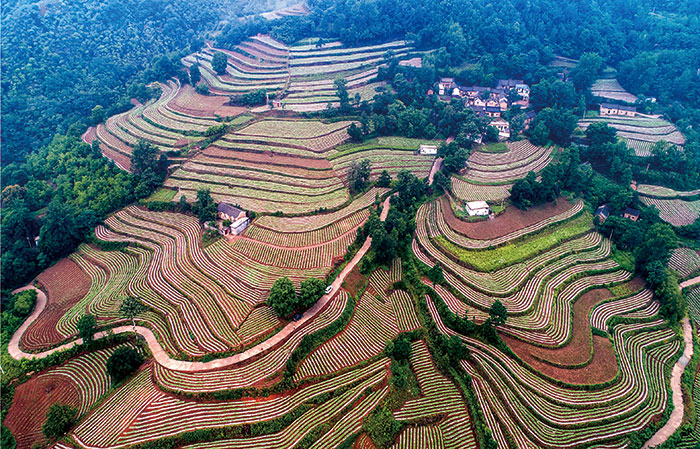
[106,347,144,385]
[377,170,392,188]
[131,140,169,193]
[489,300,508,326]
[297,278,326,310]
[509,169,559,209]
[77,314,97,343]
[484,125,500,142]
[193,189,217,223]
[348,159,371,193]
[334,78,350,112]
[1,290,37,349]
[228,90,267,106]
[432,170,450,193]
[571,52,603,90]
[267,277,297,317]
[195,83,210,95]
[347,123,363,142]
[427,264,444,285]
[42,404,77,439]
[119,296,147,329]
[211,51,228,75]
[440,142,468,175]
[362,405,402,449]
[189,64,201,85]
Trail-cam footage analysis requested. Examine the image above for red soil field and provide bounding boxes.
[81,126,97,145]
[203,146,333,170]
[170,84,247,118]
[502,277,645,385]
[441,195,574,240]
[4,374,81,449]
[354,433,378,449]
[20,259,91,351]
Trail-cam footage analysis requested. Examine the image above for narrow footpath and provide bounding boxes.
[8,195,392,372]
[642,316,694,448]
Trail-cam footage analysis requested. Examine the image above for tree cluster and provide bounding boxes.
[267,277,327,317]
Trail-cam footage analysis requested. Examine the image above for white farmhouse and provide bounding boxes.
[419,144,438,155]
[465,201,491,217]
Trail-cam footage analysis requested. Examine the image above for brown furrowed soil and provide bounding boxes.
[441,195,574,240]
[20,258,91,351]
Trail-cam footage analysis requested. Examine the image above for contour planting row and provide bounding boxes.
[253,187,388,232]
[468,141,547,166]
[153,292,350,393]
[637,184,700,199]
[589,288,655,331]
[669,247,700,278]
[640,196,700,226]
[423,197,584,249]
[427,297,679,448]
[244,208,369,247]
[73,358,388,448]
[463,146,552,183]
[451,176,512,202]
[330,148,434,182]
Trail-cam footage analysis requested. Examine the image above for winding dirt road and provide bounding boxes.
[8,196,392,372]
[642,316,693,449]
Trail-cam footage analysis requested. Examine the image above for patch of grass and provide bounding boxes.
[146,188,176,202]
[611,247,636,272]
[434,213,593,271]
[478,142,508,153]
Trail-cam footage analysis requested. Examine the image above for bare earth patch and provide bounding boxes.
[440,195,574,240]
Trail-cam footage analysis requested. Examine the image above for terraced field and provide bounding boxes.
[167,118,354,213]
[640,196,700,226]
[183,35,415,112]
[590,78,638,103]
[413,186,681,448]
[579,114,685,157]
[668,247,700,278]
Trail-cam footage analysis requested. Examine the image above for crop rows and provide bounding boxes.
[74,358,387,448]
[589,289,654,331]
[423,197,584,249]
[427,296,679,448]
[451,176,512,202]
[231,231,354,269]
[330,148,434,181]
[468,141,546,166]
[153,292,350,393]
[464,147,552,183]
[294,291,399,380]
[245,208,369,247]
[640,196,700,226]
[685,287,700,327]
[253,187,387,232]
[637,184,700,199]
[669,247,700,278]
[236,119,353,139]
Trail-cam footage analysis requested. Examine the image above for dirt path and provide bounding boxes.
[8,196,392,372]
[428,157,443,185]
[642,316,693,449]
[680,276,700,290]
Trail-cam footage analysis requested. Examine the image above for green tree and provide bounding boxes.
[334,78,350,111]
[377,170,392,188]
[106,346,144,385]
[43,404,77,439]
[298,278,326,309]
[485,125,500,142]
[428,264,444,285]
[528,120,549,146]
[189,63,201,85]
[194,189,217,223]
[433,170,450,193]
[77,314,97,343]
[38,201,79,262]
[211,51,228,75]
[348,159,371,193]
[347,123,363,142]
[267,277,297,317]
[391,336,411,361]
[489,300,507,326]
[89,105,106,125]
[119,296,146,332]
[571,52,603,90]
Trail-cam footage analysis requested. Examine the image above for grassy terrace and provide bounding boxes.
[434,213,594,272]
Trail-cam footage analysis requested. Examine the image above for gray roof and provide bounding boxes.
[217,203,243,217]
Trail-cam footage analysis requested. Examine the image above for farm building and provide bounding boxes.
[622,207,641,221]
[438,77,455,95]
[595,204,611,223]
[229,216,250,235]
[465,200,491,216]
[600,102,637,117]
[491,118,511,140]
[217,203,246,222]
[419,144,438,155]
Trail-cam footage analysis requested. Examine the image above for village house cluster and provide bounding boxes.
[435,78,535,141]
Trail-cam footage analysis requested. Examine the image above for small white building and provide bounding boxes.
[419,144,438,155]
[465,201,491,217]
[229,216,250,235]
